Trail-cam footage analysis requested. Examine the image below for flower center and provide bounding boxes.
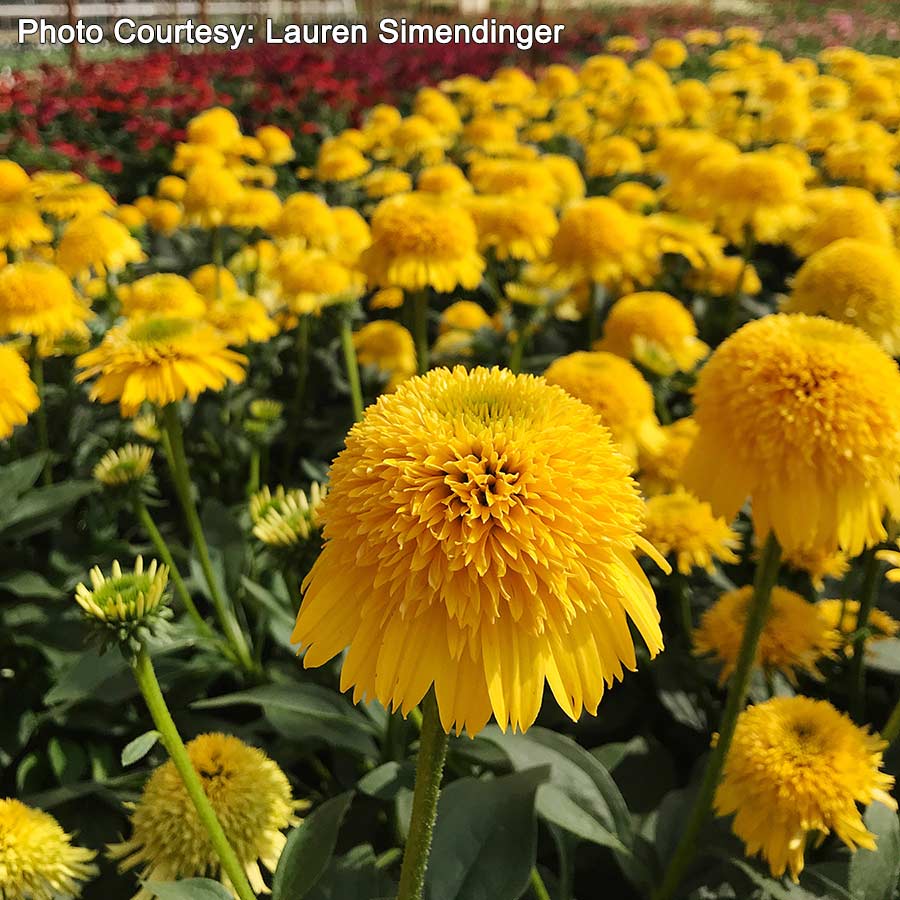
[443,451,523,520]
[128,317,195,344]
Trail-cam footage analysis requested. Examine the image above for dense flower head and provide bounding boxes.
[182,166,244,228]
[638,417,698,497]
[0,343,40,440]
[0,199,52,251]
[584,136,644,178]
[465,195,558,262]
[57,214,146,281]
[0,798,98,900]
[682,314,900,557]
[315,138,372,182]
[791,186,893,257]
[205,293,278,345]
[292,366,666,736]
[108,733,304,898]
[37,181,115,221]
[76,316,247,416]
[694,585,840,684]
[715,696,896,881]
[352,320,417,390]
[543,351,663,465]
[641,489,741,575]
[596,291,708,375]
[468,157,561,206]
[0,160,30,202]
[0,261,91,341]
[186,107,242,151]
[226,187,282,230]
[361,193,484,293]
[273,192,338,250]
[439,300,492,335]
[782,545,850,590]
[252,482,327,546]
[784,239,900,355]
[277,249,363,314]
[117,274,207,320]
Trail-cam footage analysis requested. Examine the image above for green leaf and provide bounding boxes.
[848,802,900,900]
[728,858,821,899]
[0,480,96,538]
[194,684,378,758]
[0,571,62,599]
[481,726,634,855]
[146,879,234,900]
[48,737,88,785]
[121,730,161,767]
[424,767,548,900]
[0,453,47,500]
[272,791,354,900]
[305,845,396,900]
[357,761,415,800]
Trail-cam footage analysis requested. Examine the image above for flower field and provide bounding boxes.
[3,16,900,900]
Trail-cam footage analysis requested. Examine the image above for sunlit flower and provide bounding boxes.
[792,187,893,258]
[784,239,900,356]
[273,193,338,251]
[0,343,39,440]
[543,351,664,465]
[255,125,295,165]
[610,181,658,213]
[465,195,557,262]
[37,181,115,221]
[642,489,740,574]
[584,136,644,178]
[596,291,708,375]
[109,733,304,898]
[331,207,372,267]
[417,163,473,198]
[695,585,839,685]
[76,316,247,416]
[352,320,417,390]
[715,696,896,881]
[156,175,187,202]
[226,188,282,230]
[117,274,207,320]
[651,38,687,68]
[683,315,900,557]
[315,138,372,182]
[638,417,698,497]
[0,160,30,202]
[0,798,97,900]
[468,157,561,206]
[387,115,447,167]
[182,167,244,228]
[204,294,278,345]
[439,301,492,335]
[782,545,850,590]
[252,483,327,546]
[361,193,484,293]
[0,261,91,341]
[688,254,762,297]
[278,249,363,314]
[0,199,52,251]
[57,214,146,280]
[186,107,242,151]
[292,366,666,735]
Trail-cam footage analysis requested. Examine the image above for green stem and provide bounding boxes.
[530,868,552,900]
[882,696,900,746]
[282,315,311,473]
[653,531,782,900]
[30,345,52,486]
[132,497,216,642]
[849,549,883,722]
[675,573,693,646]
[161,404,254,672]
[339,312,364,422]
[397,690,449,900]
[410,290,429,376]
[247,448,261,498]
[212,227,224,299]
[131,648,257,900]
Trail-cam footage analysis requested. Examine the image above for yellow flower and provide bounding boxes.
[363,167,413,199]
[607,35,639,54]
[550,198,650,293]
[792,187,893,258]
[540,154,587,205]
[468,157,561,207]
[439,300,492,335]
[817,599,899,651]
[37,181,115,221]
[584,136,644,178]
[186,107,242,151]
[117,274,207,320]
[610,181,658,213]
[278,249,363,314]
[784,239,900,355]
[93,443,154,487]
[108,733,304,898]
[596,291,709,375]
[226,188,282,230]
[651,38,688,68]
[252,483,327,546]
[638,417,698,496]
[688,254,762,297]
[413,87,463,134]
[0,343,39,440]
[74,555,169,626]
[461,115,520,156]
[332,206,372,266]
[114,204,146,231]
[0,200,52,251]
[537,64,580,98]
[694,585,840,685]
[0,160,30,201]
[183,166,245,228]
[878,541,900,583]
[57,214,146,280]
[417,163,473,197]
[725,25,761,43]
[685,29,721,47]
[361,193,484,293]
[139,198,183,235]
[315,138,372,182]
[273,193,338,250]
[682,315,900,557]
[641,489,740,574]
[0,261,91,341]
[0,798,97,900]
[675,79,713,124]
[156,175,187,202]
[369,287,404,310]
[782,545,850,590]
[824,142,898,194]
[352,319,417,390]
[255,125,295,165]
[291,366,666,735]
[204,294,278,345]
[189,264,240,301]
[387,115,447,167]
[76,316,247,416]
[543,351,664,465]
[465,195,557,262]
[715,696,896,881]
